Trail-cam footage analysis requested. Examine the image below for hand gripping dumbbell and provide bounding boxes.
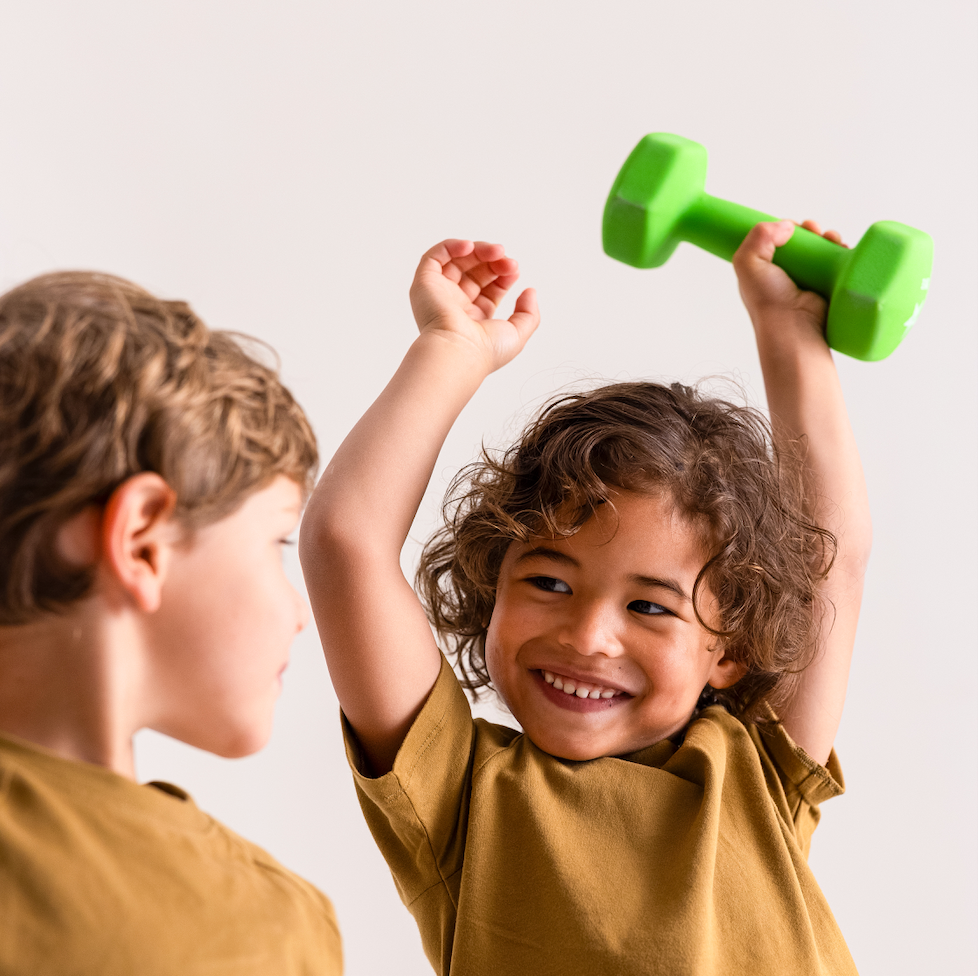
[602,133,933,361]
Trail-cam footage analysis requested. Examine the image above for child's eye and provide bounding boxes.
[628,600,669,616]
[277,537,297,559]
[529,576,571,594]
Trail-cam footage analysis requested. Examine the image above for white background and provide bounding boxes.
[1,2,975,973]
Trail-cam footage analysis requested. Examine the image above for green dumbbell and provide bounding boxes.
[602,133,933,361]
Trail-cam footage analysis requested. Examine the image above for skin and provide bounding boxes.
[0,474,308,778]
[485,490,745,761]
[734,220,871,763]
[301,226,870,775]
[301,241,537,775]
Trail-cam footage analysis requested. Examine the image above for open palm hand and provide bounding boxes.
[410,239,539,374]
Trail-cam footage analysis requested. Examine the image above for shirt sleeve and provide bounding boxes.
[750,707,845,858]
[341,655,475,908]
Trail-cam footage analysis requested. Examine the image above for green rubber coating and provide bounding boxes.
[602,133,934,361]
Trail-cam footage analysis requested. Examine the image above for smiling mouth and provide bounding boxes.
[541,670,627,701]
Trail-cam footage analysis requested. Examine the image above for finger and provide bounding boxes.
[421,239,474,269]
[799,221,848,248]
[469,272,518,314]
[418,254,508,304]
[460,255,518,285]
[417,240,520,313]
[450,242,508,283]
[509,288,540,340]
[414,240,476,290]
[449,240,509,265]
[458,256,519,308]
[454,247,515,287]
[733,219,794,269]
[471,241,507,264]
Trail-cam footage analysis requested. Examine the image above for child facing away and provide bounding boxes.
[0,273,343,974]
[300,219,869,976]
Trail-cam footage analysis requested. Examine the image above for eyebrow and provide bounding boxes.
[513,546,692,603]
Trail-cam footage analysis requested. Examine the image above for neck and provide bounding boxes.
[0,602,146,779]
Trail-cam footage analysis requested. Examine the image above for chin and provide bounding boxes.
[545,745,606,761]
[525,729,610,762]
[215,723,274,759]
[164,716,274,760]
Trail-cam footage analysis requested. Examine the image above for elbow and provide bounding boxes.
[299,487,397,586]
[298,494,361,581]
[836,515,873,581]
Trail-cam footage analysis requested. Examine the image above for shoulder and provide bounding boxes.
[0,733,343,974]
[680,706,842,790]
[344,654,520,789]
[673,705,845,855]
[212,820,343,947]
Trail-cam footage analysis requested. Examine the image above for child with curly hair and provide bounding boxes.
[301,219,868,975]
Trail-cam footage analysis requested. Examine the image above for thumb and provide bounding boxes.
[735,219,795,268]
[508,287,540,341]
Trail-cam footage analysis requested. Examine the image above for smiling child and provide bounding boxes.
[300,221,868,975]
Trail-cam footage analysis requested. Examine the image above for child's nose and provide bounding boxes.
[293,587,311,633]
[556,601,621,657]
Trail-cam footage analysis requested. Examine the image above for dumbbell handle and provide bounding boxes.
[680,195,850,298]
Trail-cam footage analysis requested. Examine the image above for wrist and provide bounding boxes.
[750,306,831,362]
[410,328,495,384]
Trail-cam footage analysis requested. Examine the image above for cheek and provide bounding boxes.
[634,641,698,689]
[483,598,521,687]
[483,612,503,679]
[482,620,520,715]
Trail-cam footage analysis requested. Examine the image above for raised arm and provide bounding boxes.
[299,240,539,775]
[733,220,872,766]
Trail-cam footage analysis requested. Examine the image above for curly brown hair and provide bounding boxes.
[416,381,835,723]
[0,270,318,624]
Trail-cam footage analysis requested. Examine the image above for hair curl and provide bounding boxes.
[416,381,835,723]
[0,270,318,624]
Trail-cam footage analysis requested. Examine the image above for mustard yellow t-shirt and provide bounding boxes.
[0,731,342,976]
[345,655,856,976]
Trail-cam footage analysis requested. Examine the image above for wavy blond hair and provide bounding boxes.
[417,381,835,723]
[0,271,317,623]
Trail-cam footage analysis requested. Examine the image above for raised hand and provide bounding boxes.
[732,219,869,767]
[410,239,539,374]
[301,237,540,775]
[733,219,847,342]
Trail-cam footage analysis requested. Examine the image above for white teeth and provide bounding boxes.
[541,670,621,700]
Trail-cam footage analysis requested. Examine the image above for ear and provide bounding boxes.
[100,473,179,613]
[706,644,748,690]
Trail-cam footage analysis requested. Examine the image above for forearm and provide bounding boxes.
[734,220,871,762]
[754,320,872,570]
[303,330,490,562]
[299,331,491,771]
[754,315,871,760]
[299,239,536,773]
